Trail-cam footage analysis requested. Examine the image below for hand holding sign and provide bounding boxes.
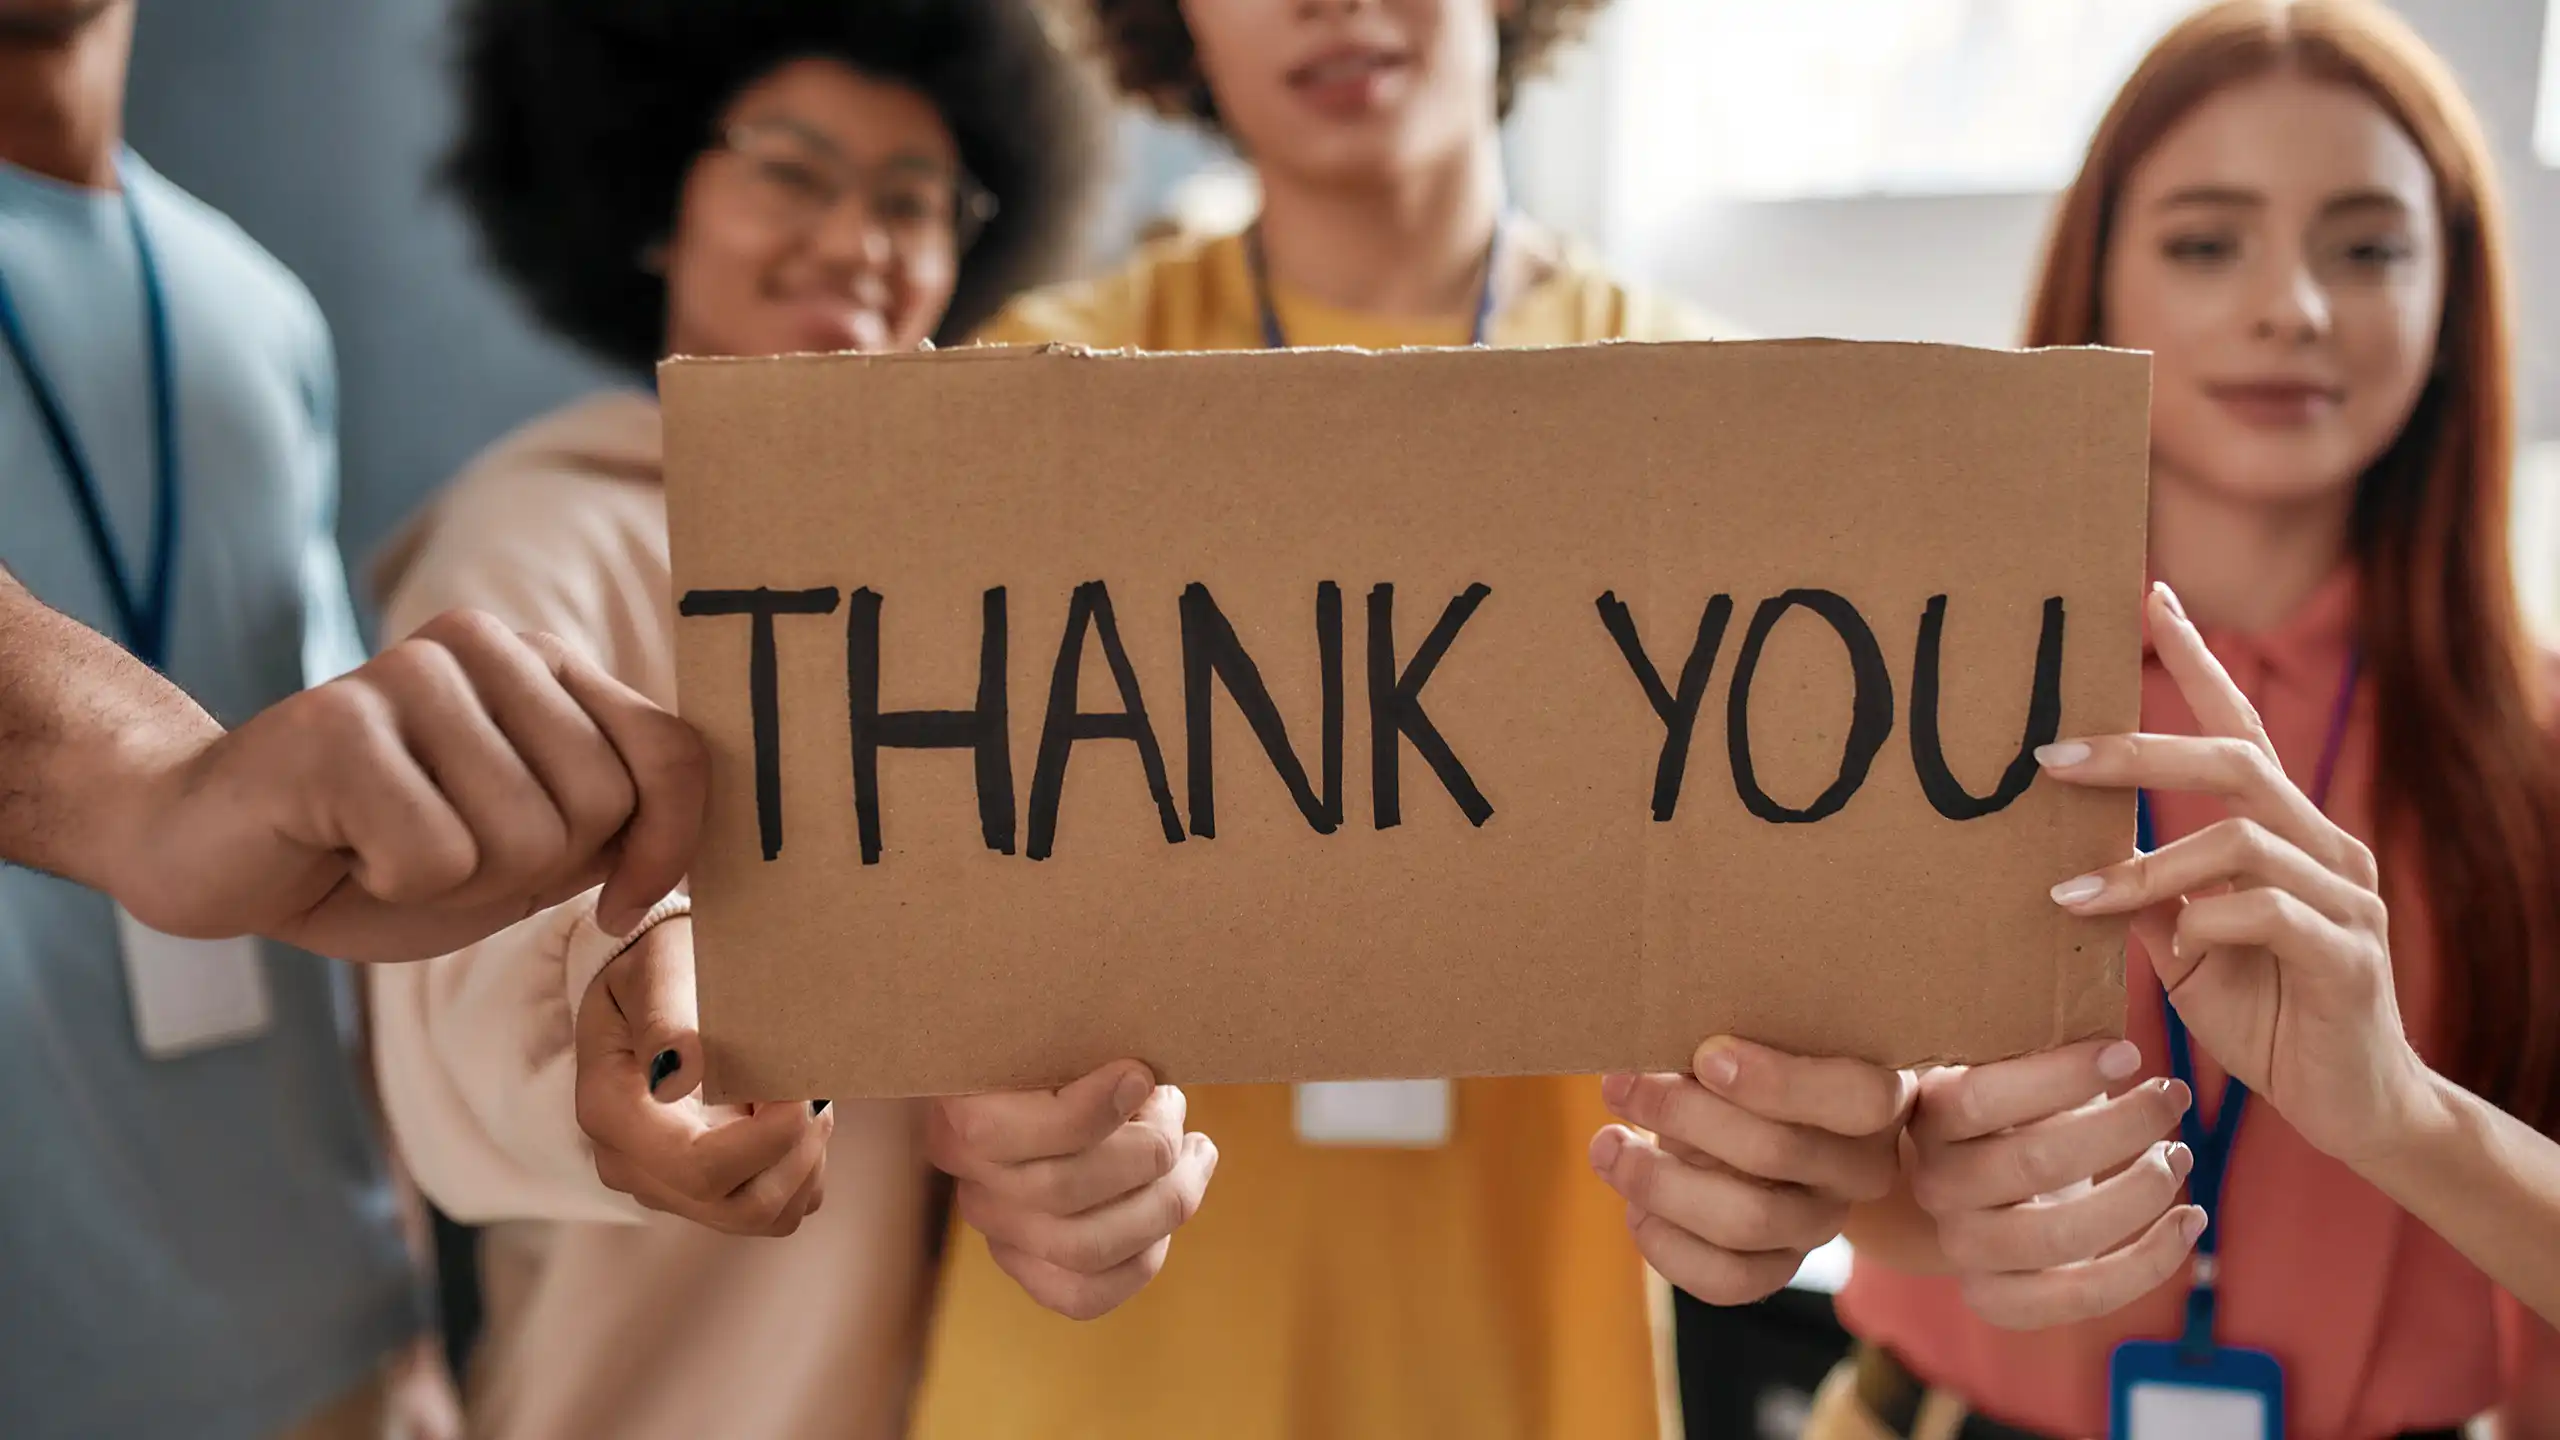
[575,918,833,1236]
[1903,1040,2198,1329]
[116,610,707,963]
[928,1063,1218,1321]
[1590,1038,1912,1304]
[2040,583,2430,1169]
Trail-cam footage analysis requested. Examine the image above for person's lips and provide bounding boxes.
[1285,43,1410,118]
[2205,379,2346,428]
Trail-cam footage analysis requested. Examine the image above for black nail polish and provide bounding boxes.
[811,1099,831,1116]
[648,1049,680,1094]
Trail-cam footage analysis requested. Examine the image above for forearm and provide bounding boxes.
[2363,1068,2560,1329]
[0,565,218,886]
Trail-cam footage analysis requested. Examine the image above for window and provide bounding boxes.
[1608,0,2198,203]
[2539,0,2560,167]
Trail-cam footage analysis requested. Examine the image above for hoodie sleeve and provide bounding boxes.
[368,456,678,1226]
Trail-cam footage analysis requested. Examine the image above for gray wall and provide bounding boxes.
[120,0,2557,607]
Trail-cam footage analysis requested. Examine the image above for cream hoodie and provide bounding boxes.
[369,393,938,1440]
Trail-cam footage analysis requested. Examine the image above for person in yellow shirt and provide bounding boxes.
[915,2,1796,1436]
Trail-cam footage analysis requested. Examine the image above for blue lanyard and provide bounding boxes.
[2136,644,2361,1357]
[1243,217,1504,350]
[0,162,181,670]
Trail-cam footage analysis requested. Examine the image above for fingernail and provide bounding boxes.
[2051,874,2106,906]
[2178,1206,2207,1244]
[2168,1142,2194,1180]
[2096,1040,2143,1080]
[1590,1125,1626,1176]
[1694,1040,1740,1091]
[2154,581,2187,623]
[2035,741,2092,769]
[1600,1073,1635,1109]
[1112,1070,1152,1117]
[810,1099,831,1116]
[2164,1078,2193,1116]
[648,1049,680,1096]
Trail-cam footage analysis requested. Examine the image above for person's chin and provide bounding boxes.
[2197,437,2364,509]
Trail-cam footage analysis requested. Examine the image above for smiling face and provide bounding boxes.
[1175,0,1503,188]
[2102,70,2447,512]
[659,57,965,358]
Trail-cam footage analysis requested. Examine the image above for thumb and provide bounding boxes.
[605,919,703,1102]
[2132,898,2190,993]
[538,641,708,937]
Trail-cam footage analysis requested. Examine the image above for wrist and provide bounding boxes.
[74,702,224,908]
[2354,1057,2465,1187]
[570,902,691,1028]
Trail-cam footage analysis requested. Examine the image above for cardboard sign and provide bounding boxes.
[661,339,2150,1102]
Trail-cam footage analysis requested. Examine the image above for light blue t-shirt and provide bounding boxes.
[0,152,420,1438]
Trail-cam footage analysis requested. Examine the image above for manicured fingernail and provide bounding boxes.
[2035,741,2092,769]
[648,1049,680,1096]
[1600,1073,1635,1108]
[2178,1206,2207,1244]
[1589,1125,1626,1176]
[1694,1040,1740,1090]
[2164,1078,2193,1115]
[2097,1040,2143,1080]
[2154,582,2187,622]
[2051,874,2106,906]
[810,1099,831,1116]
[2167,1142,2194,1180]
[1113,1070,1152,1117]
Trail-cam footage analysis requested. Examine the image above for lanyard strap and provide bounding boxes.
[2136,643,2362,1356]
[0,164,181,669]
[1243,217,1504,351]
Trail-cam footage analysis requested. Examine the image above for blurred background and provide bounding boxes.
[111,3,2559,1434]
[121,0,2560,644]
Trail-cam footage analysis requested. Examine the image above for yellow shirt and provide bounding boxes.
[914,230,1725,1440]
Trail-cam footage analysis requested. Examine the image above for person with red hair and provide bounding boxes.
[1599,2,2560,1435]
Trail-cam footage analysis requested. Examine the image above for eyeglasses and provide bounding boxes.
[711,119,999,256]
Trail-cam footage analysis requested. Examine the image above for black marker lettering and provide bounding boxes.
[1180,582,1344,837]
[676,587,842,860]
[1368,582,1496,830]
[1726,589,1894,824]
[1027,581,1184,860]
[845,587,1016,864]
[1909,595,2066,820]
[1597,591,1736,821]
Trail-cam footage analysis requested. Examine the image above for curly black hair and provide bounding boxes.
[445,0,1109,373]
[1081,0,1607,131]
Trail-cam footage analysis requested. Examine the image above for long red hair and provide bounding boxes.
[2027,0,2560,1132]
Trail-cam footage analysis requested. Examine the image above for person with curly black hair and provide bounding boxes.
[919,3,1742,1438]
[362,6,1206,1438]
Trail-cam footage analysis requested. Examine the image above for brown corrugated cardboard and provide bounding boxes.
[661,338,2149,1101]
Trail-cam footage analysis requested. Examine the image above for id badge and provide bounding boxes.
[117,906,272,1059]
[2108,1339,2282,1440]
[1293,1080,1453,1147]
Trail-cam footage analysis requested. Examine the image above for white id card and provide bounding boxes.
[2125,1382,2269,1440]
[1293,1080,1453,1147]
[117,907,272,1059]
